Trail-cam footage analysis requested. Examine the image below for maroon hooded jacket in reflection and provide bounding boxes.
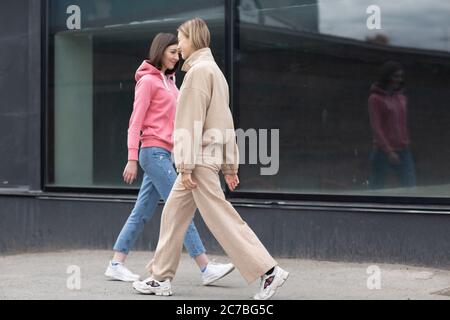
[368,83,410,153]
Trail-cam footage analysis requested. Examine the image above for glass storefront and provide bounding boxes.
[47,0,450,199]
[235,0,450,197]
[47,0,225,188]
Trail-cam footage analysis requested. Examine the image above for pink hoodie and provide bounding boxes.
[368,83,410,153]
[127,61,179,161]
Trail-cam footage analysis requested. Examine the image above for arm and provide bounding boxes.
[222,137,240,191]
[221,133,239,175]
[368,96,394,154]
[173,87,209,174]
[127,77,152,161]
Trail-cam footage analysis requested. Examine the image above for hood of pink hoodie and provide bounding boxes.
[135,60,175,81]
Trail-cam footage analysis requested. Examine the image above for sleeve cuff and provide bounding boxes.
[128,148,139,161]
[176,165,194,174]
[221,165,238,175]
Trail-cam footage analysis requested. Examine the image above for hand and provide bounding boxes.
[182,173,197,190]
[225,174,240,191]
[123,161,138,184]
[387,151,401,165]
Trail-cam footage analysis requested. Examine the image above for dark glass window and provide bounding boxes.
[47,0,225,189]
[235,0,450,197]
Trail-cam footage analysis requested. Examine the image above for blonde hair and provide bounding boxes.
[178,18,210,50]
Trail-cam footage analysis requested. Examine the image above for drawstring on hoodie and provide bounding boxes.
[161,73,176,92]
[161,73,170,91]
[135,60,176,93]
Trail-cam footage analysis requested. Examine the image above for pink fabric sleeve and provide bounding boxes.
[127,77,152,161]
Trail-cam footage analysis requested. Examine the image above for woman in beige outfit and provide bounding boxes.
[132,18,289,300]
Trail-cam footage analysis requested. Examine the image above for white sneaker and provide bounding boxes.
[253,266,289,300]
[104,261,140,282]
[132,277,173,296]
[202,262,235,286]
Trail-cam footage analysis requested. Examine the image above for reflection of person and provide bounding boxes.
[104,33,235,285]
[368,61,416,189]
[132,18,289,300]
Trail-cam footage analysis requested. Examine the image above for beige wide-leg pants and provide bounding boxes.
[147,162,277,284]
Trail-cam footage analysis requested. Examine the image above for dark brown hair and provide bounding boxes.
[148,33,179,74]
[378,60,405,90]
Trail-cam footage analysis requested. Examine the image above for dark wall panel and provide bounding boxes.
[0,0,41,190]
[2,196,450,270]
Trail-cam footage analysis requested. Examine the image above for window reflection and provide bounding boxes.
[368,61,417,190]
[320,0,450,53]
[47,0,225,188]
[236,0,450,197]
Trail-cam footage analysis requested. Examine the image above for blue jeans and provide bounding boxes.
[369,148,417,189]
[113,147,206,257]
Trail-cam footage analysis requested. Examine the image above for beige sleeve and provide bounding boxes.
[221,131,239,175]
[173,87,209,174]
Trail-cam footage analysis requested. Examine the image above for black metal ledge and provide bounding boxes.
[2,191,450,269]
[2,188,450,216]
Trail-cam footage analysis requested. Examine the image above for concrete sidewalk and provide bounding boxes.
[1,250,450,300]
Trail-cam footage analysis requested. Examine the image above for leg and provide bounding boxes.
[191,164,277,284]
[370,149,388,190]
[147,173,198,281]
[113,172,161,255]
[145,147,206,261]
[141,163,284,299]
[396,149,417,187]
[106,164,161,281]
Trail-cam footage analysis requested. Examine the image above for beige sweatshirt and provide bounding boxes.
[173,48,239,175]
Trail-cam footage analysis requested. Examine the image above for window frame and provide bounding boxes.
[42,0,450,207]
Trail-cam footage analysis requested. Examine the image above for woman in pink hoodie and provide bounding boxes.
[368,61,416,189]
[104,33,234,285]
